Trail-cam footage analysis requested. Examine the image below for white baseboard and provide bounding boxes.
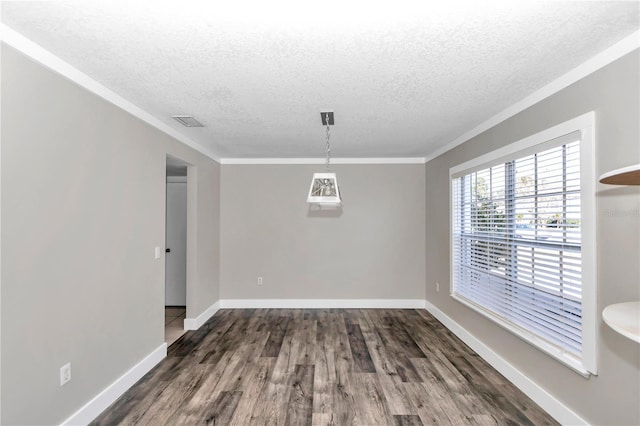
[424,301,587,426]
[220,299,426,309]
[60,343,167,426]
[184,300,220,330]
[184,299,424,328]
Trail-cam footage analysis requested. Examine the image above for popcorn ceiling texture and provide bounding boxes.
[2,1,638,158]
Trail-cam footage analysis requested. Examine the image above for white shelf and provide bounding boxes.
[600,165,640,343]
[599,164,640,185]
[602,301,640,343]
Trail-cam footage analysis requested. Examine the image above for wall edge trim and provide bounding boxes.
[59,343,167,426]
[425,30,640,163]
[219,158,426,165]
[219,299,427,309]
[184,301,221,330]
[424,301,588,426]
[0,24,221,163]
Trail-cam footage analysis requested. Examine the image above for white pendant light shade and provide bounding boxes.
[307,172,342,206]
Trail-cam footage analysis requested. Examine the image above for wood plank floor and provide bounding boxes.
[91,309,558,425]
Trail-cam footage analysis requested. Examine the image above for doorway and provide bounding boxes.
[165,155,189,346]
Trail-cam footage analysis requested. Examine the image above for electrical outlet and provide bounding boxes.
[60,363,71,386]
[257,276,263,286]
[436,282,440,292]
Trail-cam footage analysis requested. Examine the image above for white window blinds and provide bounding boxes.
[450,113,597,375]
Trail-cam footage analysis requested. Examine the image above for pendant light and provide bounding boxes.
[307,112,342,207]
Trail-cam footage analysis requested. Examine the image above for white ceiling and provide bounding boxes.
[2,1,638,159]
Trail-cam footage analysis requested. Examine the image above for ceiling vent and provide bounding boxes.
[172,115,204,127]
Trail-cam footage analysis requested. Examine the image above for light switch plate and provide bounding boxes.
[60,363,71,386]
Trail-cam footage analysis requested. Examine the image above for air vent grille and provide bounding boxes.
[172,115,204,127]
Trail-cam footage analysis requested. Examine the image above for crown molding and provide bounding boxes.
[219,157,426,165]
[0,24,221,162]
[425,29,640,163]
[3,22,637,165]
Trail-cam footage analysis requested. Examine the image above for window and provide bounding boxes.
[450,113,597,376]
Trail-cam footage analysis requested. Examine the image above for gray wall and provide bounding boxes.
[1,44,220,425]
[220,164,425,300]
[425,50,640,425]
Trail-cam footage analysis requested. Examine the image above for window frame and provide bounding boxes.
[449,112,597,377]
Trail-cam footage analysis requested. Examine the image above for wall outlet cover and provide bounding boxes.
[60,363,71,386]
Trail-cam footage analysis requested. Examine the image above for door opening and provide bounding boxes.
[165,155,189,346]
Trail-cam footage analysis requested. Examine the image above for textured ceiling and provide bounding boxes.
[2,1,639,159]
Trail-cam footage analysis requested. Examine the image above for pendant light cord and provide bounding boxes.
[325,113,331,171]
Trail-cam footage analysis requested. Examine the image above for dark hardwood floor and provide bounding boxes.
[91,309,558,425]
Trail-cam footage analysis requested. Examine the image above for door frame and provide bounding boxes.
[165,155,197,331]
[184,164,198,326]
